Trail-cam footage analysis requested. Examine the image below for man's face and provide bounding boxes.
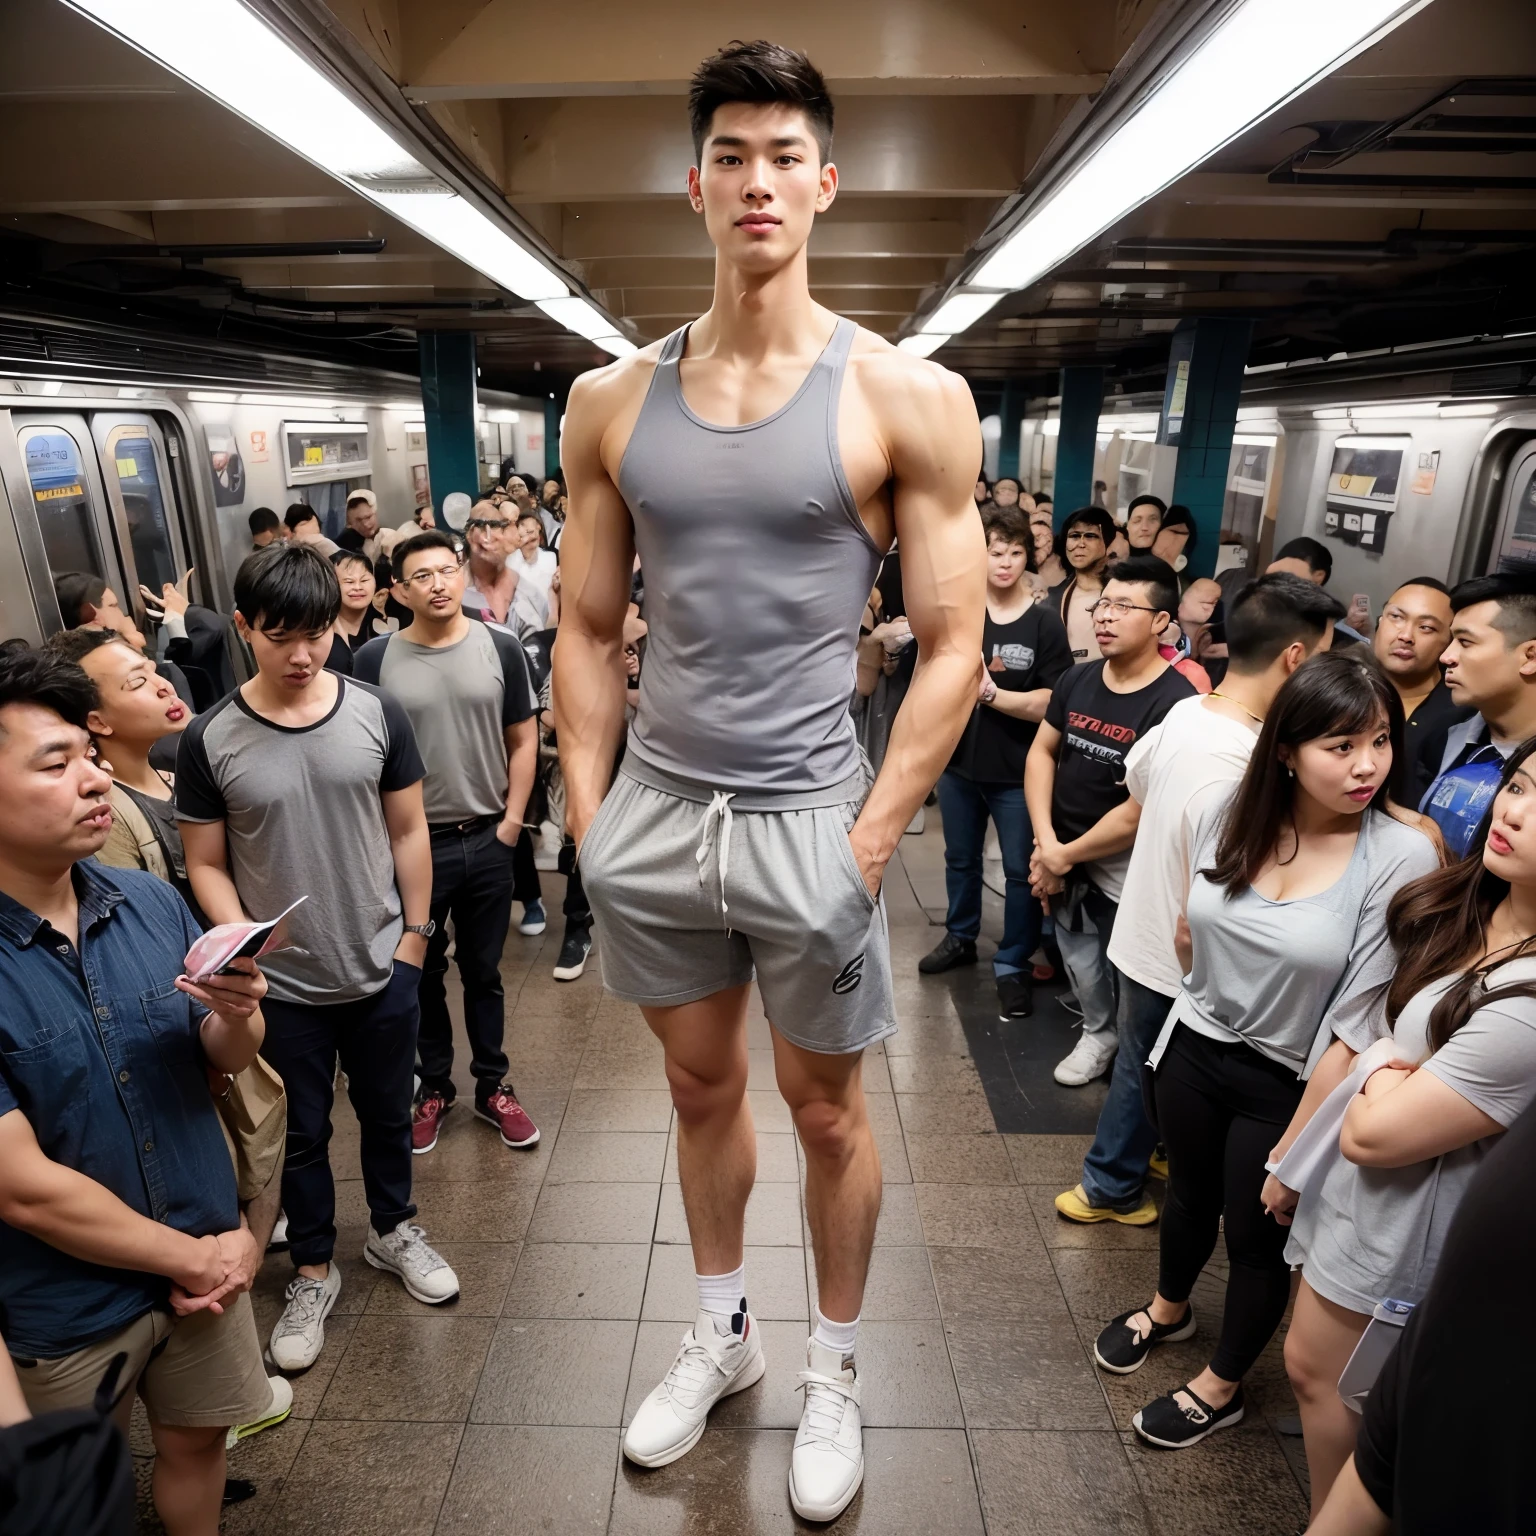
[1093,578,1165,660]
[517,516,543,553]
[235,614,331,693]
[688,101,836,273]
[1374,584,1452,682]
[1441,600,1536,710]
[1126,503,1162,549]
[986,535,1029,592]
[252,526,279,548]
[80,642,187,748]
[0,703,113,868]
[346,499,379,538]
[465,506,515,562]
[398,546,467,622]
[992,480,1020,509]
[1063,520,1107,575]
[1266,556,1325,585]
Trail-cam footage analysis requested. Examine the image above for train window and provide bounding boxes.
[102,423,178,590]
[1499,452,1536,568]
[18,425,105,577]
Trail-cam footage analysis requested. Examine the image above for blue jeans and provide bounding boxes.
[935,772,1041,976]
[1079,969,1175,1209]
[1054,882,1119,1047]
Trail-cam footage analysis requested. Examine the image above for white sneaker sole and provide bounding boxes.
[473,1103,541,1148]
[622,1348,766,1468]
[1054,1053,1116,1087]
[1132,1402,1243,1448]
[789,1456,865,1522]
[519,918,547,936]
[552,952,589,981]
[364,1245,460,1305]
[268,1284,339,1374]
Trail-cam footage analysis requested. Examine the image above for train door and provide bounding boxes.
[91,414,190,594]
[1488,440,1536,570]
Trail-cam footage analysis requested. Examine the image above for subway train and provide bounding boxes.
[0,364,550,654]
[1,339,1532,660]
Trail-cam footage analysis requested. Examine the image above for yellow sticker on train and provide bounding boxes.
[116,457,137,477]
[304,446,324,465]
[35,484,82,501]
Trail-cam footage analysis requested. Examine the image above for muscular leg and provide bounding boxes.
[642,983,755,1276]
[771,1028,881,1324]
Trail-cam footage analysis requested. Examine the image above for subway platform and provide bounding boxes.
[133,816,1311,1535]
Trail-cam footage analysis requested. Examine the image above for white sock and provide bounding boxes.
[812,1305,859,1357]
[696,1265,745,1329]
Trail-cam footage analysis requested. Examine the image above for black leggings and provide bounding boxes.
[1154,1024,1305,1382]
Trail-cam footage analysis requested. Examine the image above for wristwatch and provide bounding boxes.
[403,921,437,939]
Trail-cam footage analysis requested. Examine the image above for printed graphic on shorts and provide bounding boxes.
[832,953,866,994]
[989,643,1036,673]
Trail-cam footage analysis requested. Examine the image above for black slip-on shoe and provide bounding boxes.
[1094,1303,1196,1374]
[1132,1383,1244,1448]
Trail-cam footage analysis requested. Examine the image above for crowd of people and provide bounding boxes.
[5,455,1536,1533]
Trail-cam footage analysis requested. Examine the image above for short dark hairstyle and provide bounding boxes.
[0,646,99,734]
[248,506,280,537]
[1034,492,1052,506]
[1225,572,1346,674]
[1126,493,1166,518]
[234,543,340,633]
[1274,536,1333,582]
[992,476,1022,494]
[330,548,375,579]
[391,529,461,584]
[1106,554,1181,622]
[53,571,108,628]
[1449,568,1536,646]
[1058,505,1117,559]
[1159,503,1198,553]
[516,509,542,526]
[1392,575,1451,599]
[689,40,834,164]
[42,626,128,670]
[284,502,319,531]
[982,506,1033,558]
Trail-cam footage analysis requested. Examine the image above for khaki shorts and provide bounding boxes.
[14,1292,270,1431]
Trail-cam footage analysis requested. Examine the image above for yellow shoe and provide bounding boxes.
[1147,1151,1169,1181]
[1054,1184,1159,1226]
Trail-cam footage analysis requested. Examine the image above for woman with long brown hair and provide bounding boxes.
[1281,738,1536,1517]
[1090,651,1438,1450]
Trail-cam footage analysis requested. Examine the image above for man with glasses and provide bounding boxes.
[1025,555,1195,1087]
[354,532,542,1155]
[1049,506,1117,664]
[462,501,520,629]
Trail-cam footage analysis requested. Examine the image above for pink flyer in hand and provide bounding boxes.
[183,897,308,982]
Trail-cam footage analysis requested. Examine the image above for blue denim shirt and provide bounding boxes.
[0,862,237,1359]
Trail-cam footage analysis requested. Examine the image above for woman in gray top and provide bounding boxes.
[1282,740,1536,1518]
[1090,652,1438,1452]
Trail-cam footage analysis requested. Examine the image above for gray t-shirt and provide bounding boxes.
[353,621,536,825]
[1288,958,1536,1311]
[1155,798,1439,1078]
[175,678,424,1004]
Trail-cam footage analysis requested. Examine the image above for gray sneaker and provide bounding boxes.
[269,1263,342,1372]
[364,1221,460,1304]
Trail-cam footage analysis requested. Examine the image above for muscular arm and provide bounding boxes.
[552,364,641,847]
[852,367,985,890]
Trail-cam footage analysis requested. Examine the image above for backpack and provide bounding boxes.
[0,1353,135,1536]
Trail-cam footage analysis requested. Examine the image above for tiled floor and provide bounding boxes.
[134,818,1311,1534]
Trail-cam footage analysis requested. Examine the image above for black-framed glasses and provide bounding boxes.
[1087,597,1157,618]
[465,517,512,533]
[1065,529,1104,542]
[401,560,466,590]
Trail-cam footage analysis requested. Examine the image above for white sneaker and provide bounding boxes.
[364,1221,460,1304]
[227,1374,294,1447]
[269,1263,342,1372]
[789,1338,864,1521]
[267,1212,289,1251]
[623,1308,765,1468]
[1054,1031,1117,1087]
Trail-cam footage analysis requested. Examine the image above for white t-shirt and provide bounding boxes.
[1105,693,1258,997]
[507,546,557,632]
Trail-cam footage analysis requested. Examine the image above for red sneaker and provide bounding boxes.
[475,1086,540,1148]
[412,1091,449,1154]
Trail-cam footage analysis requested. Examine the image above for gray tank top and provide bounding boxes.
[617,317,884,796]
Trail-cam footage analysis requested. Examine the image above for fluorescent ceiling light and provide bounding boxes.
[535,297,621,342]
[65,0,590,314]
[593,336,639,358]
[1232,433,1279,446]
[1041,419,1061,438]
[897,334,950,358]
[972,0,1428,294]
[1439,400,1500,418]
[919,292,1004,336]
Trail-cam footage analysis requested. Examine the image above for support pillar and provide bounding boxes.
[418,331,479,523]
[543,394,563,482]
[1166,318,1254,579]
[997,381,1023,483]
[1054,366,1105,513]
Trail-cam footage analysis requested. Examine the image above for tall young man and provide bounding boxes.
[1026,556,1195,1088]
[1050,506,1117,663]
[920,505,1073,1019]
[0,649,270,1536]
[178,544,459,1375]
[354,531,541,1154]
[1370,576,1470,805]
[553,41,985,1522]
[1055,574,1342,1225]
[1417,570,1536,856]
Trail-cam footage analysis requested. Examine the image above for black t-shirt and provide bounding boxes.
[1356,1097,1536,1531]
[949,603,1073,783]
[1043,659,1195,841]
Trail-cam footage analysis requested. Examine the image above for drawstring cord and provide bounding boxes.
[695,791,737,928]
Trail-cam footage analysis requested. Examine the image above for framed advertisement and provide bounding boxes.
[1325,436,1406,553]
[282,421,370,487]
